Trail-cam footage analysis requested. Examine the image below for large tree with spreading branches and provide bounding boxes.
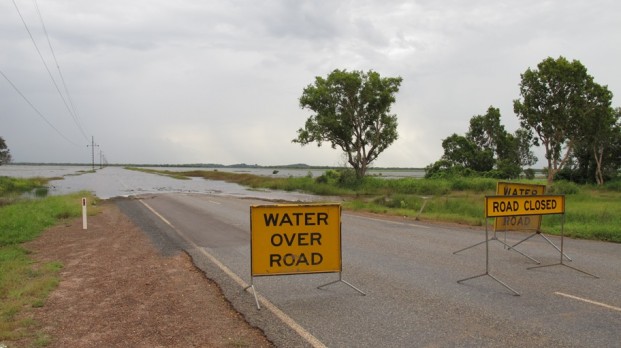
[293,69,402,179]
[513,56,613,186]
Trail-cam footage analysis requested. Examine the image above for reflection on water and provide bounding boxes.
[3,166,331,202]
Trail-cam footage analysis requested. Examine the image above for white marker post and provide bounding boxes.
[82,197,87,230]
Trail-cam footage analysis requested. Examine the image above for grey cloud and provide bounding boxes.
[1,0,619,167]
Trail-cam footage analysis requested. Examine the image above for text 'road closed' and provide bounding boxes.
[485,195,565,218]
[250,204,341,276]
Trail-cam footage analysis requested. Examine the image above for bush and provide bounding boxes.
[604,179,621,192]
[447,177,495,192]
[523,168,536,180]
[337,169,361,188]
[314,169,341,185]
[450,178,469,191]
[315,169,361,189]
[549,180,580,194]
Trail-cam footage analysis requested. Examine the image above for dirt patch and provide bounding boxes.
[19,202,273,347]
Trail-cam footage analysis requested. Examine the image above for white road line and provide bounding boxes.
[138,199,327,348]
[554,292,621,312]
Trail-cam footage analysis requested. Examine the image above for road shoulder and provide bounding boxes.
[21,201,273,347]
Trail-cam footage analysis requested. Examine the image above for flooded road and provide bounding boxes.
[3,166,331,202]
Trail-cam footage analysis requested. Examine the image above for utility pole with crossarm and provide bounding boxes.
[87,136,99,171]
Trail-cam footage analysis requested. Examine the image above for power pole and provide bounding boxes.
[87,136,99,171]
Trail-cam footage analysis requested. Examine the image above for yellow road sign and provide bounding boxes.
[496,181,546,196]
[485,195,565,218]
[494,182,546,231]
[250,203,341,276]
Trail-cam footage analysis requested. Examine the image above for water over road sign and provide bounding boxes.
[250,203,341,276]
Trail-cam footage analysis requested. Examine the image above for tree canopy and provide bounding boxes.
[0,137,11,165]
[425,106,536,179]
[513,56,614,185]
[556,107,621,184]
[293,69,402,178]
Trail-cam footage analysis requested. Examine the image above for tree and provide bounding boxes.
[0,136,11,165]
[293,69,402,179]
[467,106,506,155]
[441,133,494,172]
[425,106,536,179]
[560,107,621,184]
[513,56,613,186]
[513,127,539,169]
[577,98,618,185]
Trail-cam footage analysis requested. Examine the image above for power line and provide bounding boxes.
[33,0,89,141]
[1,68,80,147]
[11,0,88,142]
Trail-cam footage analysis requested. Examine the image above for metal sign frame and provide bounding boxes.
[453,193,547,264]
[494,182,572,261]
[459,194,553,296]
[458,194,596,295]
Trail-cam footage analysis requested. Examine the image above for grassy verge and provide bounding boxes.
[124,166,191,180]
[127,167,621,243]
[0,176,98,344]
[0,176,50,207]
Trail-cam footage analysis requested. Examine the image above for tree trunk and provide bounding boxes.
[546,150,555,187]
[593,146,605,186]
[547,140,574,187]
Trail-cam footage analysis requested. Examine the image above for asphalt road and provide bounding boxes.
[115,193,621,348]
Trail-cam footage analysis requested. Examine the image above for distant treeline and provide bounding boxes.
[10,162,428,171]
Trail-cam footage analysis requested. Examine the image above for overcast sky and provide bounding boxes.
[1,0,620,167]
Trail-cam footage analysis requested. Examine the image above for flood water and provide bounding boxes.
[0,165,340,201]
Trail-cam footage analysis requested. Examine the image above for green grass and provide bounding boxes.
[128,167,621,243]
[0,176,51,207]
[124,166,191,180]
[541,189,621,241]
[0,186,97,344]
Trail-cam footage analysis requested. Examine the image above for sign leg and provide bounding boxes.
[527,215,597,278]
[243,282,261,310]
[317,273,366,296]
[457,219,520,296]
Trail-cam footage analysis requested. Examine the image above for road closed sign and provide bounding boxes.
[485,195,565,218]
[250,203,341,276]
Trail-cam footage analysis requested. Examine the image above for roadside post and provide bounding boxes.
[82,197,87,230]
[458,194,568,295]
[245,203,365,309]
